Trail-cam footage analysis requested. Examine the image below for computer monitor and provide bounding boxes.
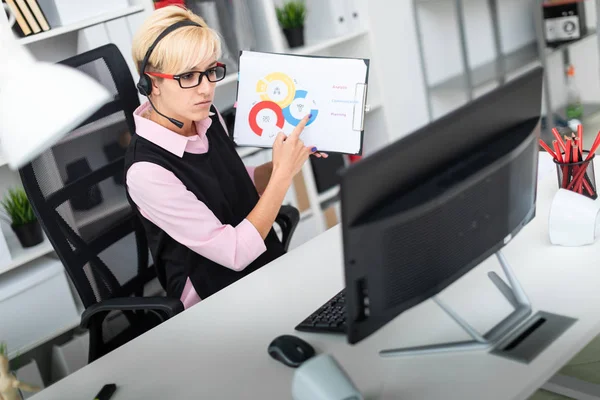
[339,66,546,352]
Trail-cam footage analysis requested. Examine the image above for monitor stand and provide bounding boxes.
[379,250,577,363]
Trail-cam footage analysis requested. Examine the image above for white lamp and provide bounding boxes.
[0,25,111,169]
[292,354,364,400]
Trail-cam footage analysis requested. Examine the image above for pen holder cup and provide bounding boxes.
[549,189,600,247]
[554,151,598,200]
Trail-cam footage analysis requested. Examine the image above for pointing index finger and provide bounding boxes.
[288,114,311,140]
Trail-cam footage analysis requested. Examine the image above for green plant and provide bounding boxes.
[1,188,36,227]
[275,1,306,29]
[0,342,6,357]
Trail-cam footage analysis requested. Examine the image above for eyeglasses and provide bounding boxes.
[147,62,227,88]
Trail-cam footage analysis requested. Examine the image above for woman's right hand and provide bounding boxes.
[271,114,314,182]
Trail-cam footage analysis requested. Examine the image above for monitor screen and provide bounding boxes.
[339,67,544,344]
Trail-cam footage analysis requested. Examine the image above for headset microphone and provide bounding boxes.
[136,20,202,130]
[145,96,183,129]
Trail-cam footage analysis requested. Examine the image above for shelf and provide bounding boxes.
[58,113,126,145]
[8,307,83,360]
[0,236,54,277]
[217,73,238,87]
[72,191,129,228]
[318,185,340,204]
[288,29,369,56]
[18,5,146,45]
[298,187,341,221]
[430,42,539,93]
[546,28,597,55]
[541,102,600,143]
[300,208,313,220]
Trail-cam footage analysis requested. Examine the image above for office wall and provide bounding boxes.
[365,1,430,143]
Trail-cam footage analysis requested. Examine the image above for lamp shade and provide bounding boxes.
[0,62,111,169]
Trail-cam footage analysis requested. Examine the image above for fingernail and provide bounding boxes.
[311,147,317,152]
[308,114,312,119]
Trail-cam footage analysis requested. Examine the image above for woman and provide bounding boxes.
[126,6,324,309]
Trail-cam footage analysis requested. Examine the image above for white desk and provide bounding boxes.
[32,155,600,400]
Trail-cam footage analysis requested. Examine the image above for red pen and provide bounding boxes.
[578,124,583,157]
[553,140,563,163]
[539,139,557,160]
[552,128,567,152]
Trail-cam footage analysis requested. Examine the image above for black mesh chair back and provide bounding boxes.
[19,44,183,363]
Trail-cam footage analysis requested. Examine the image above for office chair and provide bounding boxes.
[19,44,300,362]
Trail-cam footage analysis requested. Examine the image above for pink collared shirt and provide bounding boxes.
[127,102,266,309]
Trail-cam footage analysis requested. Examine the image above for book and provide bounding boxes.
[25,0,50,31]
[232,50,369,155]
[4,0,32,36]
[14,0,40,33]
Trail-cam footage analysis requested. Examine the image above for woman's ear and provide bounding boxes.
[150,77,161,96]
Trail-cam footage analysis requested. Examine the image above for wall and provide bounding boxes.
[364,1,430,144]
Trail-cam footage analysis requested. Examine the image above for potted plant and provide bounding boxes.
[276,1,307,48]
[1,188,43,248]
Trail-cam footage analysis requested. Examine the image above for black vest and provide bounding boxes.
[124,107,285,300]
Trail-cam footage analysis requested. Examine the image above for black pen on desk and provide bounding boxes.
[94,384,117,400]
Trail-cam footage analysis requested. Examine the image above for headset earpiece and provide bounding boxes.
[137,74,152,96]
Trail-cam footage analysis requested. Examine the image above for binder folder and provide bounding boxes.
[232,50,370,155]
[304,0,350,41]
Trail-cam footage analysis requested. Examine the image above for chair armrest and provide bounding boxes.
[275,205,300,252]
[81,296,183,329]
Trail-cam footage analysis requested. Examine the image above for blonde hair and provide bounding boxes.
[131,5,222,75]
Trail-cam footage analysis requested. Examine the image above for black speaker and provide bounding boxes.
[103,141,126,185]
[310,154,346,194]
[65,158,103,211]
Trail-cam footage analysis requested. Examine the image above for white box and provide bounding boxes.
[304,0,350,42]
[14,358,44,399]
[37,0,129,27]
[0,256,80,358]
[51,331,89,382]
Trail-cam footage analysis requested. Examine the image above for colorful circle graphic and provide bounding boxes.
[248,101,285,136]
[256,72,296,108]
[282,90,319,126]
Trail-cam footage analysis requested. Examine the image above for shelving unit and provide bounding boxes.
[58,112,125,146]
[72,193,129,229]
[215,1,385,237]
[428,41,539,94]
[7,305,83,361]
[288,29,370,55]
[0,236,54,276]
[532,1,600,141]
[0,0,156,364]
[413,0,600,143]
[17,5,145,45]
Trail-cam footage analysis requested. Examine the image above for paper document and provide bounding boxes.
[232,51,369,155]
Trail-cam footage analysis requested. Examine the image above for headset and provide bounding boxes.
[137,20,202,129]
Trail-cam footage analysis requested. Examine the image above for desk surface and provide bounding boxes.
[32,154,600,400]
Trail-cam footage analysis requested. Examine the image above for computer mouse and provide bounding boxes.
[268,334,316,368]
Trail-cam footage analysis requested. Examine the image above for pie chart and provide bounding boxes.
[248,100,285,136]
[282,90,319,126]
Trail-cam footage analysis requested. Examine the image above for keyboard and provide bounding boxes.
[295,289,347,334]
